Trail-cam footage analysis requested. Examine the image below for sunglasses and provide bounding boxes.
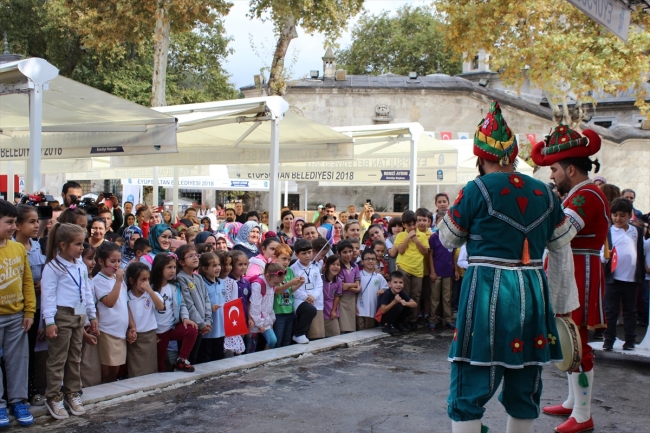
[267,270,286,278]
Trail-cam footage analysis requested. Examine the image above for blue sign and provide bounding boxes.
[230,181,249,188]
[437,170,444,180]
[380,170,410,181]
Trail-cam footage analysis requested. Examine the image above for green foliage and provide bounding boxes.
[0,0,238,105]
[337,5,461,77]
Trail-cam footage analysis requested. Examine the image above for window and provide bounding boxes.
[393,194,410,212]
[471,55,479,70]
[590,116,617,129]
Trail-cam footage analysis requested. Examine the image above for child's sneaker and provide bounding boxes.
[64,392,85,416]
[30,394,45,406]
[175,358,195,372]
[9,402,34,426]
[0,408,9,427]
[45,394,69,420]
[292,335,309,344]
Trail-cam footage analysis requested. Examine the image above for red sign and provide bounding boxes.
[440,131,453,140]
[224,298,249,337]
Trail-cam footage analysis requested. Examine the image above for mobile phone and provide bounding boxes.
[103,192,113,199]
[36,206,53,220]
[366,199,372,205]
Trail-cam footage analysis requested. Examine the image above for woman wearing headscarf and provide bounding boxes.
[140,224,173,268]
[290,217,306,246]
[193,231,217,250]
[121,225,143,269]
[232,221,261,259]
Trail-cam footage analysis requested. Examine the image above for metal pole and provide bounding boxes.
[173,166,180,223]
[284,180,289,206]
[409,137,418,211]
[6,162,14,202]
[417,185,421,208]
[268,116,281,225]
[152,166,159,207]
[28,84,44,192]
[304,184,308,211]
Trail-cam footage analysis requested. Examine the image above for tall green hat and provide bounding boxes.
[474,100,518,166]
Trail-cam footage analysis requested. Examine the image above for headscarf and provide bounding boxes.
[121,225,143,265]
[291,217,306,239]
[234,221,260,255]
[215,232,231,249]
[149,223,172,255]
[218,222,241,248]
[317,223,333,242]
[332,221,344,244]
[194,231,217,246]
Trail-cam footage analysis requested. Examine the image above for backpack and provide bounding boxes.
[245,275,267,296]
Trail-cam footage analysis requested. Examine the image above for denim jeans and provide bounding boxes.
[261,329,277,349]
[273,313,295,347]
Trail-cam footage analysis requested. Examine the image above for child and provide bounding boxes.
[434,193,450,212]
[349,238,362,266]
[249,263,286,349]
[15,205,46,408]
[228,250,254,352]
[311,236,331,270]
[150,253,198,372]
[93,242,134,383]
[197,252,226,363]
[79,244,101,388]
[133,238,151,263]
[378,271,417,335]
[289,239,319,343]
[336,240,360,333]
[389,210,429,330]
[176,244,212,364]
[386,217,403,274]
[219,252,245,354]
[126,262,164,378]
[322,255,343,337]
[428,211,457,331]
[371,239,389,279]
[416,208,433,321]
[357,249,388,330]
[42,223,96,420]
[0,201,35,426]
[603,198,645,351]
[272,244,304,347]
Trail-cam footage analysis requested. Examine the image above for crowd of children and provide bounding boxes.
[1,182,647,426]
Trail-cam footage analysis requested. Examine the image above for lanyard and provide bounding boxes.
[300,264,313,283]
[360,271,375,297]
[64,265,84,304]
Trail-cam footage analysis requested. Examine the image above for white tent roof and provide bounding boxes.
[0,63,177,160]
[108,96,354,167]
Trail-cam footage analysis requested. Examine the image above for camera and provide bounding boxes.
[20,193,55,206]
[70,195,99,217]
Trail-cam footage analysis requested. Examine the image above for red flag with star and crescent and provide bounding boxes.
[224,298,249,337]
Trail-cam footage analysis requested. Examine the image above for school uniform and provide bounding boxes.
[93,273,129,366]
[322,277,343,337]
[127,290,160,378]
[356,270,388,330]
[338,264,360,333]
[41,255,96,400]
[198,277,227,363]
[290,261,321,339]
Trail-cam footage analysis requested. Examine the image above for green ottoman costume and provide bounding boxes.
[438,101,577,433]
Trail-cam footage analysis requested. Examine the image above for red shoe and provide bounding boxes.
[542,404,573,416]
[554,417,594,433]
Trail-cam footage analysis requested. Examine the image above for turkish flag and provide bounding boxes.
[224,298,249,337]
[611,247,618,273]
[526,134,537,144]
[440,131,453,140]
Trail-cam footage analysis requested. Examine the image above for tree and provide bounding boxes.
[436,0,650,113]
[337,5,461,77]
[248,0,364,95]
[0,0,238,106]
[62,0,231,106]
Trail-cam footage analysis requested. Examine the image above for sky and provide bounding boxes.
[222,0,430,89]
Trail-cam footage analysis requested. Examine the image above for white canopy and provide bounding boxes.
[0,58,178,191]
[109,96,354,222]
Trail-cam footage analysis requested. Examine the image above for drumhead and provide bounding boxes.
[555,316,582,372]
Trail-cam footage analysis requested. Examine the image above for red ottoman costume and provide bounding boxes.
[532,125,610,433]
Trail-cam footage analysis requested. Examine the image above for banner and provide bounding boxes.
[122,184,142,208]
[457,132,471,140]
[440,131,453,140]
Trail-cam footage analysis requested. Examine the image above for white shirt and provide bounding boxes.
[357,270,388,318]
[643,239,650,281]
[93,273,129,338]
[41,255,96,324]
[128,290,159,333]
[154,284,175,334]
[457,245,469,270]
[610,225,638,282]
[290,261,324,310]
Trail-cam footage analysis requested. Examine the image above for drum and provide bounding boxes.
[555,316,582,372]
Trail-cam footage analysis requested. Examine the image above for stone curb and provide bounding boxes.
[28,329,389,421]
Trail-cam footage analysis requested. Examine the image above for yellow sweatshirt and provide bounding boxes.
[0,240,36,318]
